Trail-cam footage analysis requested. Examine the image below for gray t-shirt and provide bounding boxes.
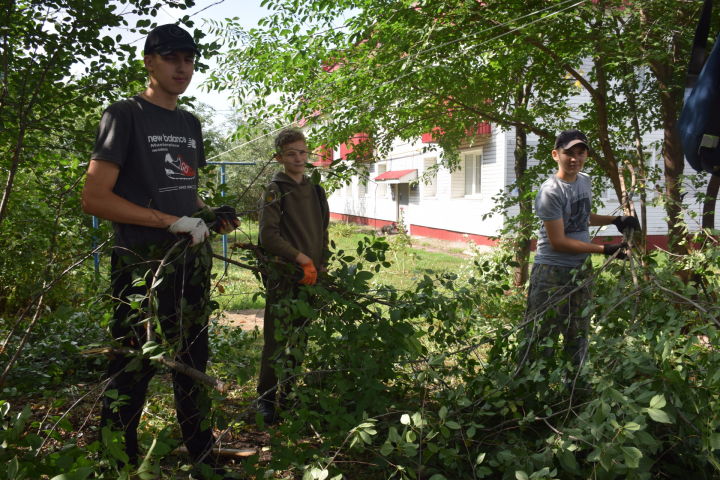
[92,96,205,250]
[534,173,592,267]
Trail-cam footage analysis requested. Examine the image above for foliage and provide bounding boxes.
[194,107,279,221]
[2,219,720,478]
[211,0,712,258]
[240,236,720,479]
[3,2,720,479]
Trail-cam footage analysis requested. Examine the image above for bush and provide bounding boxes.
[253,241,720,479]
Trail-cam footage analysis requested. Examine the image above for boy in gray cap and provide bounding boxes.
[82,24,237,476]
[520,129,640,377]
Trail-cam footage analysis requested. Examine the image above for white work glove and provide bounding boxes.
[168,216,209,246]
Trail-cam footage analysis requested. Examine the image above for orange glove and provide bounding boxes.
[299,260,318,285]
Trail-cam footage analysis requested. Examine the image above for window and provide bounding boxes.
[423,157,437,197]
[356,166,368,198]
[464,152,482,195]
[375,163,388,197]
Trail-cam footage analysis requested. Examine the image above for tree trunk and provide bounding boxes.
[703,174,720,230]
[0,127,25,229]
[513,126,531,287]
[641,6,689,256]
[659,96,688,254]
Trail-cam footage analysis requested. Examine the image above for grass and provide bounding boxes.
[211,221,474,311]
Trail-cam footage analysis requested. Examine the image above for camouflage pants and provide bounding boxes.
[519,262,592,370]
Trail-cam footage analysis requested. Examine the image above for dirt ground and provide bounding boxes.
[410,235,495,256]
[220,309,264,331]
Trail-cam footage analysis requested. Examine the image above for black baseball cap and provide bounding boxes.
[143,24,199,56]
[555,129,589,150]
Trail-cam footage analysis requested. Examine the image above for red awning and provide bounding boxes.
[374,169,417,183]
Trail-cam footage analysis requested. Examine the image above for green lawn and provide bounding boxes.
[211,221,472,311]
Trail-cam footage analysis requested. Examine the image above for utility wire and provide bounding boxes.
[340,0,584,74]
[341,0,587,93]
[206,1,588,161]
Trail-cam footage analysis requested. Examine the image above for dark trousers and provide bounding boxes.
[257,275,310,405]
[100,246,214,464]
[519,262,592,371]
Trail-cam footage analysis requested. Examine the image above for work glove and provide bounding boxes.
[211,205,240,234]
[298,260,318,286]
[603,243,629,260]
[168,216,209,246]
[612,215,641,234]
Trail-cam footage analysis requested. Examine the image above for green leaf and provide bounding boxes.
[400,414,411,425]
[515,471,529,480]
[557,450,579,473]
[621,446,642,468]
[411,411,423,426]
[445,420,461,430]
[649,394,666,409]
[710,433,720,450]
[429,475,447,480]
[380,442,394,456]
[624,422,641,431]
[359,430,372,444]
[142,341,159,356]
[50,469,94,480]
[476,452,486,464]
[438,405,447,420]
[646,408,672,424]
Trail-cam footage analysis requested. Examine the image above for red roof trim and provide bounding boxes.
[422,122,491,143]
[374,169,416,181]
[340,133,371,160]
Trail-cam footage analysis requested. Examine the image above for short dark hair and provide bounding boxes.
[274,128,306,152]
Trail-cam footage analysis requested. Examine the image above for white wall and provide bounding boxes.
[327,125,718,238]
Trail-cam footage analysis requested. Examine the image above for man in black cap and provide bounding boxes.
[82,24,237,477]
[518,129,640,379]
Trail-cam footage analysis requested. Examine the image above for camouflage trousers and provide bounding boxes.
[519,262,592,370]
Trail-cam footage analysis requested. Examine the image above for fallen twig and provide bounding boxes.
[81,346,228,394]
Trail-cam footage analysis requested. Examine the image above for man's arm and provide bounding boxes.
[82,159,179,228]
[544,218,604,254]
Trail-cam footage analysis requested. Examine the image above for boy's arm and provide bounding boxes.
[82,159,179,228]
[589,213,617,226]
[258,186,301,262]
[591,212,641,234]
[544,219,604,254]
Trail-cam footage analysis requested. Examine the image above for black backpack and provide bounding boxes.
[679,0,720,176]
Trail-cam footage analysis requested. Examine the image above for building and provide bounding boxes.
[318,125,713,249]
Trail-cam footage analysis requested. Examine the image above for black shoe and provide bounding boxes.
[257,400,277,425]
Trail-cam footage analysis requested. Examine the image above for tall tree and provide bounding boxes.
[212,0,703,257]
[0,0,205,228]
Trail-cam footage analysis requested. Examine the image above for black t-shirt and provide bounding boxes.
[92,96,206,250]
